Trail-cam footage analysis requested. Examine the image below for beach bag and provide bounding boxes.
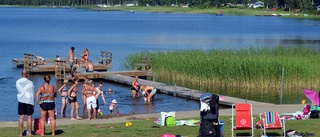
[309,110,320,119]
[165,116,175,126]
[34,118,43,135]
[199,120,217,137]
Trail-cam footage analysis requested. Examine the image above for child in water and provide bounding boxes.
[109,99,118,114]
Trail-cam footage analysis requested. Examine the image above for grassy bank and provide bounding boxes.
[1,116,319,136]
[124,46,320,104]
[87,5,320,20]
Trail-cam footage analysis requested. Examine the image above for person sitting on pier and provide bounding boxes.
[55,55,61,66]
[35,55,46,65]
[80,48,89,63]
[86,60,94,73]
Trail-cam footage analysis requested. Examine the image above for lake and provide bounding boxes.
[0,7,319,121]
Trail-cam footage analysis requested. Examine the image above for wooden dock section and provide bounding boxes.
[102,74,257,107]
[12,52,113,73]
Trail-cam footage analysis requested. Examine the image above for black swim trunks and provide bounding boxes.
[18,102,34,116]
[40,102,55,111]
[131,86,140,91]
[69,96,77,103]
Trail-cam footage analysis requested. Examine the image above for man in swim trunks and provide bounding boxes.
[68,46,75,68]
[95,81,107,118]
[16,69,34,136]
[83,80,98,120]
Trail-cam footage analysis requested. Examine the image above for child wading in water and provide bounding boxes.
[109,99,119,115]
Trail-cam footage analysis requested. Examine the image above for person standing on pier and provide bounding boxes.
[16,69,34,136]
[68,46,75,68]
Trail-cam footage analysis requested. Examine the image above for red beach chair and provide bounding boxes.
[230,104,254,137]
[259,111,285,137]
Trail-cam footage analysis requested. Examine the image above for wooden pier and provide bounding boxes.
[12,52,113,73]
[12,53,154,80]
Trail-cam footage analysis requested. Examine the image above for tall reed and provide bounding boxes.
[123,45,320,104]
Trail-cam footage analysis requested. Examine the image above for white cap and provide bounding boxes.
[112,99,117,103]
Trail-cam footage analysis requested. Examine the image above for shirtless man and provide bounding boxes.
[95,81,107,118]
[68,46,75,68]
[82,80,98,120]
[86,60,94,72]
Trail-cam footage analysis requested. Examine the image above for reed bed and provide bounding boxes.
[123,46,320,104]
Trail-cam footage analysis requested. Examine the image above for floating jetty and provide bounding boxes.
[12,52,153,80]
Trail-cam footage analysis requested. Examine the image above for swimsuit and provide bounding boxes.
[61,87,68,99]
[151,88,157,94]
[86,70,94,73]
[85,89,97,109]
[69,88,78,103]
[40,85,55,111]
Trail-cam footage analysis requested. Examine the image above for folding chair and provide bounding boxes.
[230,104,254,137]
[259,111,285,137]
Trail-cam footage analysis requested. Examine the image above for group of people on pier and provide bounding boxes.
[67,46,94,75]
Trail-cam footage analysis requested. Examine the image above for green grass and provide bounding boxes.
[123,46,320,104]
[1,116,319,137]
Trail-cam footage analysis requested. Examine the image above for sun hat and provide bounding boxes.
[112,99,117,103]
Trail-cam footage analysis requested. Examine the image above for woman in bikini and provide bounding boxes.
[67,78,82,120]
[35,75,57,136]
[58,79,69,118]
[83,80,98,120]
[130,76,140,98]
[81,48,89,63]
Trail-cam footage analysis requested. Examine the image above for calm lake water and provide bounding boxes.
[0,7,319,121]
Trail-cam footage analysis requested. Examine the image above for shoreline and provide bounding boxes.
[0,104,305,127]
[1,5,319,20]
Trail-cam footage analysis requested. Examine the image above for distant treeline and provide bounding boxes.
[0,0,318,12]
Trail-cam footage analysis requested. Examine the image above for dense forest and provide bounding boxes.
[0,0,318,12]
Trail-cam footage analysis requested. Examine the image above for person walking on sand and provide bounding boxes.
[16,69,34,136]
[68,78,82,120]
[95,81,107,118]
[83,80,98,120]
[109,99,119,115]
[68,46,75,68]
[140,85,157,102]
[35,75,57,136]
[58,79,69,118]
[130,75,140,98]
